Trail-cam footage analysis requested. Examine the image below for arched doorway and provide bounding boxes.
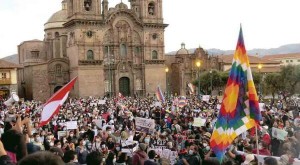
[119,77,130,96]
[54,86,63,93]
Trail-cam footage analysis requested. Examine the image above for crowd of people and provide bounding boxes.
[0,94,299,165]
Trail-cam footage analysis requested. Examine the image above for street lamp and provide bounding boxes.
[165,67,169,98]
[107,45,114,98]
[196,61,201,97]
[258,64,263,99]
[210,70,213,95]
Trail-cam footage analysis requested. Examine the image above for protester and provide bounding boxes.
[18,151,65,165]
[144,150,158,165]
[0,94,298,165]
[132,143,148,165]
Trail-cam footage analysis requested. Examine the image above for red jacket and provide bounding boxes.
[262,133,271,146]
[252,148,271,156]
[132,150,148,165]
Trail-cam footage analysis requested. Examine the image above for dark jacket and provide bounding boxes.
[144,159,158,165]
[0,155,15,165]
[186,153,201,165]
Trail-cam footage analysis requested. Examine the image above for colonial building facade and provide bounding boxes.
[18,0,168,101]
[0,60,21,99]
[165,43,223,96]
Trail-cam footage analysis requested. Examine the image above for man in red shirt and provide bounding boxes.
[261,126,271,146]
[253,141,271,156]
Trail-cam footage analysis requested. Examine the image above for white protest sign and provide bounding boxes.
[193,118,206,127]
[98,100,106,105]
[155,102,162,107]
[135,117,155,129]
[162,149,171,159]
[272,127,288,141]
[259,103,265,111]
[89,102,97,107]
[66,121,78,130]
[169,151,178,165]
[202,95,210,102]
[57,131,67,140]
[95,119,103,128]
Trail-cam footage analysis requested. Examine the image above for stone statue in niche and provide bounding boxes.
[116,20,130,42]
[122,63,126,71]
[68,32,75,46]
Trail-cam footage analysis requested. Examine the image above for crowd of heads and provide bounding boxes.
[0,95,299,165]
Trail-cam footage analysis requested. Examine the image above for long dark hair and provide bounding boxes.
[1,129,27,161]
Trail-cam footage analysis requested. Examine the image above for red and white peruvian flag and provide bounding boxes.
[39,77,77,127]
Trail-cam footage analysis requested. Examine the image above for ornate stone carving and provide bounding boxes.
[103,29,113,44]
[78,60,103,65]
[115,20,131,42]
[145,60,165,64]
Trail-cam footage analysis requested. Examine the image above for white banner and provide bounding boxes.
[202,95,210,102]
[98,100,106,105]
[135,117,155,129]
[155,102,162,107]
[193,118,206,127]
[259,103,265,111]
[66,121,78,130]
[272,127,288,141]
[57,131,67,139]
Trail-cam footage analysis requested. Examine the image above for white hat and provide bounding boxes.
[262,125,269,130]
[243,154,255,164]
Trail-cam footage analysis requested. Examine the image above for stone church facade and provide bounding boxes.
[18,0,168,101]
[165,43,223,96]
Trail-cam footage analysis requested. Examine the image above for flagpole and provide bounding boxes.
[255,125,259,155]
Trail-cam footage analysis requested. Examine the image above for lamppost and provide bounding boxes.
[165,67,169,98]
[107,46,114,98]
[210,70,213,95]
[258,64,263,99]
[196,61,201,97]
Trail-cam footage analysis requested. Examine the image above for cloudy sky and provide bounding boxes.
[0,0,299,58]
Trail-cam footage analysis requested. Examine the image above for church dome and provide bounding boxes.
[176,43,189,55]
[115,2,128,10]
[44,3,67,30]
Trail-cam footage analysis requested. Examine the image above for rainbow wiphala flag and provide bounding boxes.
[210,26,262,161]
[156,86,165,103]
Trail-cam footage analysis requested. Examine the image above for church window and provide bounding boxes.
[148,2,155,15]
[55,64,62,76]
[84,0,92,11]
[120,44,127,57]
[1,73,7,79]
[31,51,39,59]
[134,47,140,56]
[152,50,158,60]
[86,31,93,38]
[104,46,109,57]
[87,50,94,60]
[55,32,59,38]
